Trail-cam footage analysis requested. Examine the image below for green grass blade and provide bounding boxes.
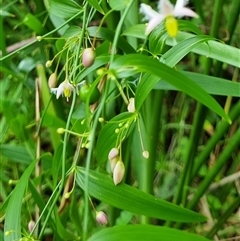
[4,159,37,241]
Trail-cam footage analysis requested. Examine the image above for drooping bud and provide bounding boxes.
[82,48,95,67]
[45,60,53,68]
[48,72,57,88]
[110,156,119,173]
[127,98,135,113]
[96,211,108,225]
[142,150,149,159]
[113,161,125,185]
[108,148,119,161]
[28,220,35,233]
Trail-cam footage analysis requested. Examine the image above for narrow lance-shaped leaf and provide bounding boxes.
[110,54,231,123]
[88,225,212,241]
[76,167,207,223]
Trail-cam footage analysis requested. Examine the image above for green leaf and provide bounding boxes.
[23,13,45,34]
[96,112,136,164]
[4,159,37,241]
[76,167,207,222]
[50,0,82,18]
[88,225,212,241]
[0,144,32,165]
[86,0,104,14]
[162,35,215,67]
[110,54,231,123]
[167,32,240,68]
[122,25,240,68]
[109,0,130,11]
[156,71,240,97]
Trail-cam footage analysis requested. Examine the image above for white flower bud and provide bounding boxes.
[113,161,125,185]
[48,72,57,88]
[82,48,95,67]
[96,211,108,225]
[28,220,35,232]
[108,148,119,161]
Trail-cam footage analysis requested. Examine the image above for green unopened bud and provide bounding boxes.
[113,161,125,185]
[142,150,149,159]
[82,48,95,67]
[96,211,108,225]
[98,117,104,123]
[57,128,65,134]
[45,60,53,68]
[48,72,57,88]
[5,230,13,236]
[36,36,42,41]
[64,192,71,199]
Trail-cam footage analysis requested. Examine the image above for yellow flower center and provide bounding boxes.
[63,87,71,98]
[165,16,178,38]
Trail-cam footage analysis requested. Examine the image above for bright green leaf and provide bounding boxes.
[88,225,212,241]
[50,0,82,18]
[76,167,207,223]
[4,159,37,241]
[110,54,231,123]
[86,0,104,14]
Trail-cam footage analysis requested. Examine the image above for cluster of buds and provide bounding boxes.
[108,148,125,185]
[46,46,96,102]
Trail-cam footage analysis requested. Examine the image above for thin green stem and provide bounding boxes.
[187,128,240,210]
[0,11,82,61]
[134,90,164,224]
[38,90,77,239]
[109,0,135,65]
[174,103,207,206]
[191,101,240,180]
[206,195,240,238]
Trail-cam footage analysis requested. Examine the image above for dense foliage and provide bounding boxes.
[0,0,239,241]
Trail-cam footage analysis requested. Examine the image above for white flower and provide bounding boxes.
[51,80,74,101]
[140,0,198,37]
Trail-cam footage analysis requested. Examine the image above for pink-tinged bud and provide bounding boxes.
[108,147,119,161]
[96,211,108,225]
[110,156,119,173]
[127,98,135,113]
[28,220,35,232]
[113,161,125,185]
[82,48,95,67]
[48,72,57,88]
